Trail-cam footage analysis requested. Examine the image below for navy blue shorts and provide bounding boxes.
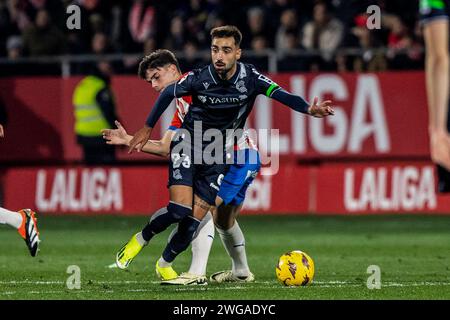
[168,136,228,206]
[218,149,261,206]
[419,0,449,25]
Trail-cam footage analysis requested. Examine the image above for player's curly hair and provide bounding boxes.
[138,49,181,80]
[210,25,242,47]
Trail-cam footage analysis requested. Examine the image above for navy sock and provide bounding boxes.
[141,203,192,242]
[162,215,201,263]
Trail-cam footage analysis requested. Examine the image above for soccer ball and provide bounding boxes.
[276,250,315,286]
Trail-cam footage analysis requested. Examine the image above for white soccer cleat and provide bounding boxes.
[210,270,255,283]
[161,272,208,286]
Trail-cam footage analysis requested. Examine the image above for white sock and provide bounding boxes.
[135,232,148,247]
[217,221,250,278]
[188,211,214,276]
[158,256,172,267]
[0,207,23,229]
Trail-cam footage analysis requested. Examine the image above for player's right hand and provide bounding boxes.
[0,124,4,138]
[128,125,152,153]
[102,120,131,146]
[430,129,450,171]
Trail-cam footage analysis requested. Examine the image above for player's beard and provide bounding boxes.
[215,62,234,80]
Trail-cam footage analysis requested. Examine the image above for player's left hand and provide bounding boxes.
[128,125,152,153]
[308,97,334,118]
[0,124,4,138]
[102,121,132,146]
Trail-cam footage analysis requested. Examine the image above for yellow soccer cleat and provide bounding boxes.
[115,233,144,269]
[155,260,178,281]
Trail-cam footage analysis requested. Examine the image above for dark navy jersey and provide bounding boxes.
[145,62,309,153]
[174,63,280,134]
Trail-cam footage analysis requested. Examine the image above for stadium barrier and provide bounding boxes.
[0,71,428,163]
[2,161,450,215]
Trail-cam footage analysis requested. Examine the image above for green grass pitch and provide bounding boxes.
[0,215,449,300]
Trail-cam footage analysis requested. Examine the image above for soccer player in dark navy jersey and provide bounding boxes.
[128,26,334,275]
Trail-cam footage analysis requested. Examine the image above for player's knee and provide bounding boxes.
[168,201,192,220]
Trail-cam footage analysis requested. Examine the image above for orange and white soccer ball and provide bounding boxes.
[276,250,315,286]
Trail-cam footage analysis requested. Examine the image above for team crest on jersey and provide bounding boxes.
[236,80,247,93]
[198,95,207,103]
[203,82,210,90]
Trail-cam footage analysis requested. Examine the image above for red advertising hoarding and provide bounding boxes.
[2,162,450,215]
[0,72,430,162]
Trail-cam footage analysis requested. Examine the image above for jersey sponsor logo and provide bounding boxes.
[208,96,241,104]
[198,95,207,103]
[236,80,247,93]
[239,95,248,101]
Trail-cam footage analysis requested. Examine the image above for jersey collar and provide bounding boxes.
[208,63,241,85]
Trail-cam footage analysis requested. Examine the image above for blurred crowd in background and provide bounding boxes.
[0,0,423,75]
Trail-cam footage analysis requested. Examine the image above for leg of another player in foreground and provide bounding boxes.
[116,185,194,280]
[158,195,211,284]
[210,204,254,283]
[209,148,261,283]
[0,207,40,257]
[424,18,450,173]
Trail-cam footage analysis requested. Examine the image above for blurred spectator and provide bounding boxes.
[22,9,65,56]
[6,35,23,59]
[275,9,299,52]
[243,6,269,49]
[91,32,113,55]
[384,15,421,70]
[72,61,119,165]
[301,1,344,70]
[180,39,203,71]
[340,14,387,72]
[243,35,269,71]
[163,15,186,51]
[181,0,209,46]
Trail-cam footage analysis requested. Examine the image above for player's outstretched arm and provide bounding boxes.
[102,121,173,158]
[307,96,334,118]
[102,120,132,146]
[0,124,4,138]
[269,87,334,117]
[128,83,179,154]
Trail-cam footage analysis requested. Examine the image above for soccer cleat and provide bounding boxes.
[116,233,144,269]
[155,260,178,281]
[210,270,255,283]
[161,273,208,286]
[17,209,40,257]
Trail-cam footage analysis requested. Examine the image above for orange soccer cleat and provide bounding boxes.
[17,209,40,257]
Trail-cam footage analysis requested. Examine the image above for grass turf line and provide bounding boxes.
[0,215,449,300]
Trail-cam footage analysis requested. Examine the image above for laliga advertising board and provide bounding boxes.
[2,71,448,215]
[3,162,450,215]
[0,71,429,162]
